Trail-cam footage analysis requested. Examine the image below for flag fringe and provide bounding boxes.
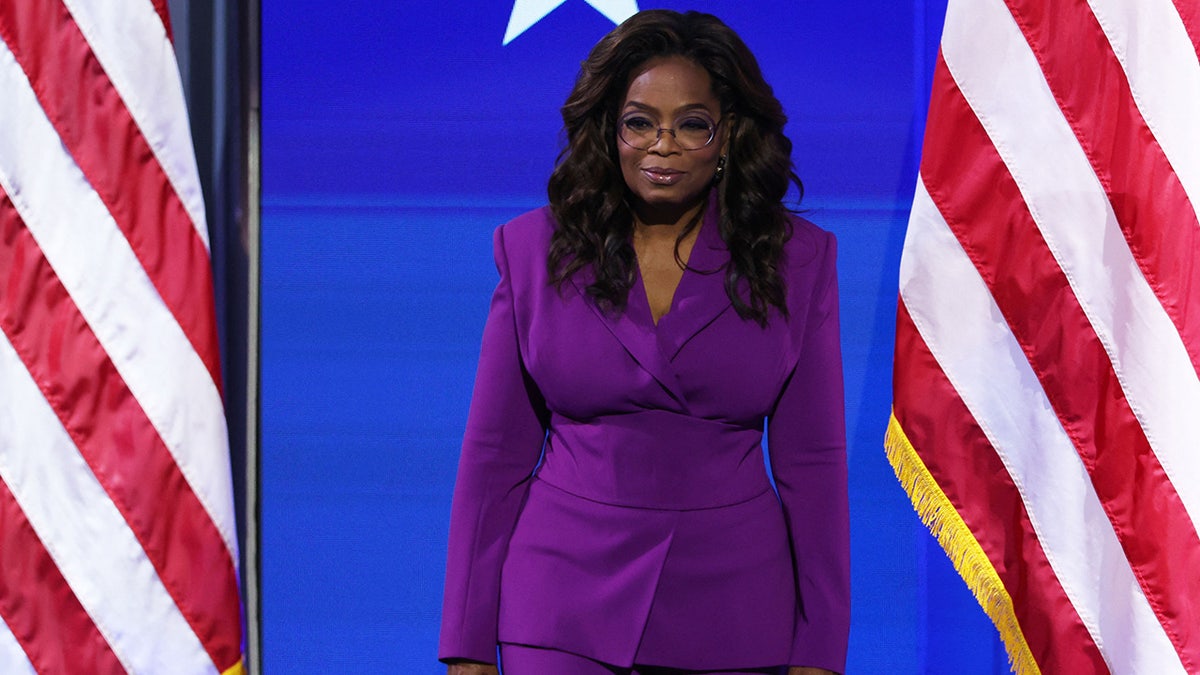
[221,658,245,675]
[884,412,1040,675]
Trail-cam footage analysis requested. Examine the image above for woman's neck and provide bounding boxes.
[631,194,707,239]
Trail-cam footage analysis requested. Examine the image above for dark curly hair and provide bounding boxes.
[546,9,802,325]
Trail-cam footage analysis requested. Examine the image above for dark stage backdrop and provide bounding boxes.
[260,1,1009,672]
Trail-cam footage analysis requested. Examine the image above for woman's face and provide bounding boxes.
[617,56,726,223]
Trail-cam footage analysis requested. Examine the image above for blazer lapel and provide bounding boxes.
[656,201,733,361]
[568,267,687,408]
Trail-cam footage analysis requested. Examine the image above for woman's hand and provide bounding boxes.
[446,661,498,675]
[788,668,838,675]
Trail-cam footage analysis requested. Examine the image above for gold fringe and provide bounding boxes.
[885,412,1041,675]
[221,658,246,675]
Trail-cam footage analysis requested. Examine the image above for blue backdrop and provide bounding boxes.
[260,1,1009,672]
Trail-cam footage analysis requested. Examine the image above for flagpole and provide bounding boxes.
[243,0,263,669]
[168,0,262,670]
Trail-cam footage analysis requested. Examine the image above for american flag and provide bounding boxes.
[888,0,1200,672]
[0,2,244,673]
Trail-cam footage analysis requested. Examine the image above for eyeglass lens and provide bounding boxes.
[619,113,716,150]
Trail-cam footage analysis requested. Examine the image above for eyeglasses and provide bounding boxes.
[617,112,720,151]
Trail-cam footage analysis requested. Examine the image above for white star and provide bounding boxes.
[503,0,640,45]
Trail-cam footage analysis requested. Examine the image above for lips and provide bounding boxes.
[641,167,685,185]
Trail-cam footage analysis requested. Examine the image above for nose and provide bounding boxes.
[646,128,682,154]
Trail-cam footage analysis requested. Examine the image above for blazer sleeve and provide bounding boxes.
[439,223,549,664]
[766,230,850,673]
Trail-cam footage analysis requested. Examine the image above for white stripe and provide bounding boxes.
[0,334,217,675]
[0,37,238,559]
[1086,0,1200,226]
[0,618,37,675]
[901,178,1184,675]
[61,0,210,249]
[944,0,1200,546]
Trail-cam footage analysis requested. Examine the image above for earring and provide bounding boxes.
[714,155,727,182]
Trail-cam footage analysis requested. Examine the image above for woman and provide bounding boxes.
[440,10,848,675]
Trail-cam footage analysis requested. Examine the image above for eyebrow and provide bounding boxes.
[621,101,716,116]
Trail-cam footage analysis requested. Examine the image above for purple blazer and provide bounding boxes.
[439,200,849,672]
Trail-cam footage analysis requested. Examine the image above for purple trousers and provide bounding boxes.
[500,643,785,675]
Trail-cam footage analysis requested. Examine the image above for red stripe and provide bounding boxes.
[921,54,1200,669]
[1005,0,1200,380]
[1171,0,1200,62]
[0,1,222,394]
[0,190,242,671]
[893,301,1107,673]
[0,477,125,675]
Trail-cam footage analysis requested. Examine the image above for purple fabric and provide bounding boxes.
[500,644,622,675]
[499,642,786,674]
[439,200,849,672]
